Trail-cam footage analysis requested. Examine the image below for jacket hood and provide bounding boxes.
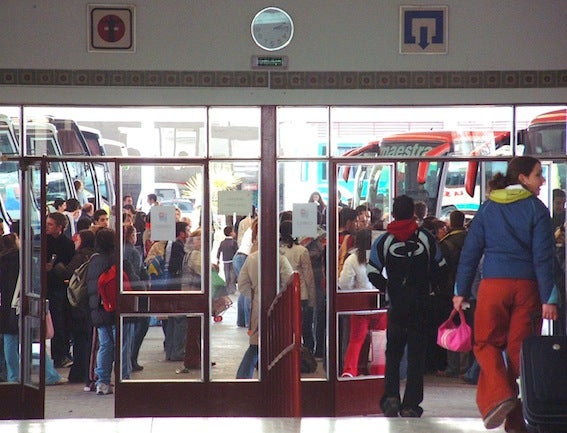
[387,219,418,241]
[489,186,533,204]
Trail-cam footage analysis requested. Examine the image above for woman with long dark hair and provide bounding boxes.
[454,156,558,432]
[339,228,387,377]
[308,191,327,227]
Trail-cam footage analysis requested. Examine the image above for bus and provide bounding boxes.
[1,116,76,230]
[0,115,20,227]
[519,109,566,157]
[518,108,567,205]
[342,130,511,218]
[47,117,109,210]
[79,126,116,211]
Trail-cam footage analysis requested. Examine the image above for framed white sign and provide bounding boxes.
[150,206,176,241]
[292,203,318,238]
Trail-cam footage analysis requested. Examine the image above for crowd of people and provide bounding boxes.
[360,156,560,433]
[1,155,563,432]
[0,190,205,393]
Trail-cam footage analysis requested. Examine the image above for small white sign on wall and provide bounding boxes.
[150,206,176,241]
[292,202,318,238]
[88,4,135,52]
[218,190,254,216]
[400,5,448,54]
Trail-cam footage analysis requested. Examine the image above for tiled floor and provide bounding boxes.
[0,416,504,433]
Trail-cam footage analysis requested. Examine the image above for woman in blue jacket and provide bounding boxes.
[453,156,558,433]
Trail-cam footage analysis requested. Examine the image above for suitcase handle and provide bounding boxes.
[530,312,564,337]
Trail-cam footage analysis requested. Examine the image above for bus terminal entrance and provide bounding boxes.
[1,104,565,419]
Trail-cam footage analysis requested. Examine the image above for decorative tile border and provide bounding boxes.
[0,69,565,89]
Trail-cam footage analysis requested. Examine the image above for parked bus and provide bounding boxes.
[79,126,116,211]
[342,130,511,218]
[519,109,566,157]
[47,117,110,210]
[518,108,567,206]
[0,115,20,226]
[1,116,75,230]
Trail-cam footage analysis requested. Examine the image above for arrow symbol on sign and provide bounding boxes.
[418,26,429,49]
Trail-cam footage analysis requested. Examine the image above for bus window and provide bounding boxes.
[25,125,74,207]
[0,118,20,222]
[521,109,566,157]
[397,161,440,216]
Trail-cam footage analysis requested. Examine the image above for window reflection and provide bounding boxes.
[337,311,387,380]
[277,160,328,379]
[209,107,261,158]
[121,314,203,382]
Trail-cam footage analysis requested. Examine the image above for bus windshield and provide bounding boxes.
[525,123,567,156]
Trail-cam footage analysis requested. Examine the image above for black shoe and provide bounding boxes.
[381,397,401,417]
[132,363,144,372]
[55,357,74,368]
[400,406,422,417]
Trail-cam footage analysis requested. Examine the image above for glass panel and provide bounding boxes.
[337,311,388,380]
[330,106,514,157]
[277,107,328,158]
[0,113,21,225]
[342,162,393,221]
[19,118,74,210]
[24,162,42,296]
[24,106,208,158]
[24,315,40,388]
[277,160,327,379]
[120,163,202,294]
[211,160,260,380]
[516,105,567,158]
[121,314,204,382]
[132,164,202,224]
[209,107,261,158]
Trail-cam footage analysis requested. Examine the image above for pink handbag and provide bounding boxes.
[46,309,55,340]
[437,308,472,352]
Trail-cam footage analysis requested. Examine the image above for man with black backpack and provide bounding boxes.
[367,195,446,418]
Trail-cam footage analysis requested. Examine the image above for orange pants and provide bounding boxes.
[474,278,541,419]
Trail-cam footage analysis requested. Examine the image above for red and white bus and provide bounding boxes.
[341,130,511,218]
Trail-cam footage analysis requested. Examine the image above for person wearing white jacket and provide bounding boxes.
[339,228,386,377]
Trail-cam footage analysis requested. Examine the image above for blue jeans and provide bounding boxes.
[96,325,115,385]
[0,337,6,381]
[232,253,247,277]
[237,294,251,328]
[233,253,251,327]
[236,345,258,379]
[463,358,480,384]
[122,322,135,380]
[2,334,20,382]
[45,352,62,384]
[131,317,150,366]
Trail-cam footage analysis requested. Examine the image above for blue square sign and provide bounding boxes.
[400,5,448,54]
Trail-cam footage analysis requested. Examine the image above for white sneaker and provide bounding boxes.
[46,377,68,386]
[96,383,113,395]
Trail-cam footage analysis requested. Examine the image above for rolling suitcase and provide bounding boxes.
[520,320,567,433]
